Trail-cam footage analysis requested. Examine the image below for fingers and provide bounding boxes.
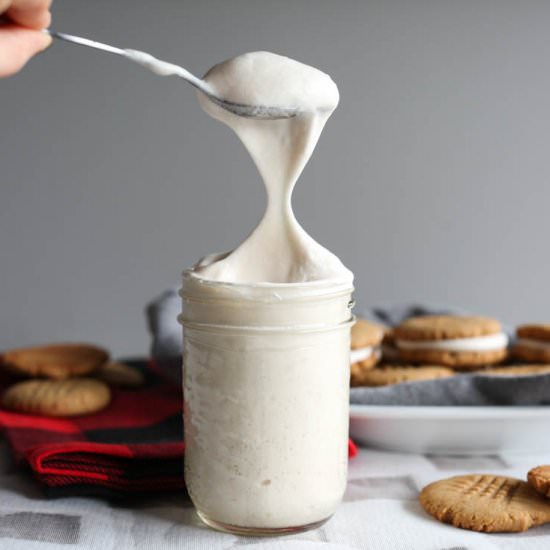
[5,0,52,30]
[0,24,51,76]
[0,0,53,77]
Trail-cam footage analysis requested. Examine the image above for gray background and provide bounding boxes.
[1,0,549,357]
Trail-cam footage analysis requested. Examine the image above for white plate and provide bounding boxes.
[349,405,550,455]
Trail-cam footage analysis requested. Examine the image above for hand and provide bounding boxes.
[0,0,52,77]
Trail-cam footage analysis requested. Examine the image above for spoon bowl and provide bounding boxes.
[45,30,299,120]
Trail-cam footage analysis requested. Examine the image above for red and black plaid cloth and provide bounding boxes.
[0,360,357,496]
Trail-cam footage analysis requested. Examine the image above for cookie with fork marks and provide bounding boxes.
[419,474,550,532]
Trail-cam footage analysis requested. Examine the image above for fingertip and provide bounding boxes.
[0,27,53,77]
[39,29,52,51]
[40,9,52,30]
[7,0,53,30]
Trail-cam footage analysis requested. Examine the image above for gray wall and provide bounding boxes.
[2,0,550,357]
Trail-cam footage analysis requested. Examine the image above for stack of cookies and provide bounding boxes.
[351,314,550,387]
[1,343,144,417]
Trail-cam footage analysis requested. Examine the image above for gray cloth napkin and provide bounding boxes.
[350,374,550,406]
[146,290,550,405]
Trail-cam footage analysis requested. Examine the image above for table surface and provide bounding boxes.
[1,441,549,550]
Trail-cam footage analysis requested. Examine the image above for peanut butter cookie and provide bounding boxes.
[96,361,145,388]
[2,343,109,380]
[477,364,550,376]
[528,466,550,498]
[351,365,454,387]
[419,474,550,532]
[2,378,111,417]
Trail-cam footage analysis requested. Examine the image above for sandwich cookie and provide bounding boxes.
[380,329,401,363]
[350,319,384,385]
[394,315,508,368]
[512,325,550,363]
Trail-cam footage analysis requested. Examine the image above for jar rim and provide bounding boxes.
[179,314,355,334]
[181,269,354,301]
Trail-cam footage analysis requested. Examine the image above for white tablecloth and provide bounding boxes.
[1,441,549,549]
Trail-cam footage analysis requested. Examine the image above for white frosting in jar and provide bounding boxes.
[190,51,352,284]
[396,332,509,352]
[514,338,550,351]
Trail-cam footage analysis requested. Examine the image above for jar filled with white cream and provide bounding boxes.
[180,270,354,535]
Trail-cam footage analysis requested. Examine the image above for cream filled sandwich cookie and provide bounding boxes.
[512,325,550,363]
[380,328,401,363]
[394,315,508,368]
[350,319,384,384]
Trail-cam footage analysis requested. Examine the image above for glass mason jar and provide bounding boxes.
[179,270,354,536]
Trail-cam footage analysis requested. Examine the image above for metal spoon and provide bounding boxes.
[44,30,298,120]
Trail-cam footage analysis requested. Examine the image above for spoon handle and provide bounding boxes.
[45,30,126,56]
[44,29,207,89]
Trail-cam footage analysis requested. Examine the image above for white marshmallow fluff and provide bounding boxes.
[192,51,352,284]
